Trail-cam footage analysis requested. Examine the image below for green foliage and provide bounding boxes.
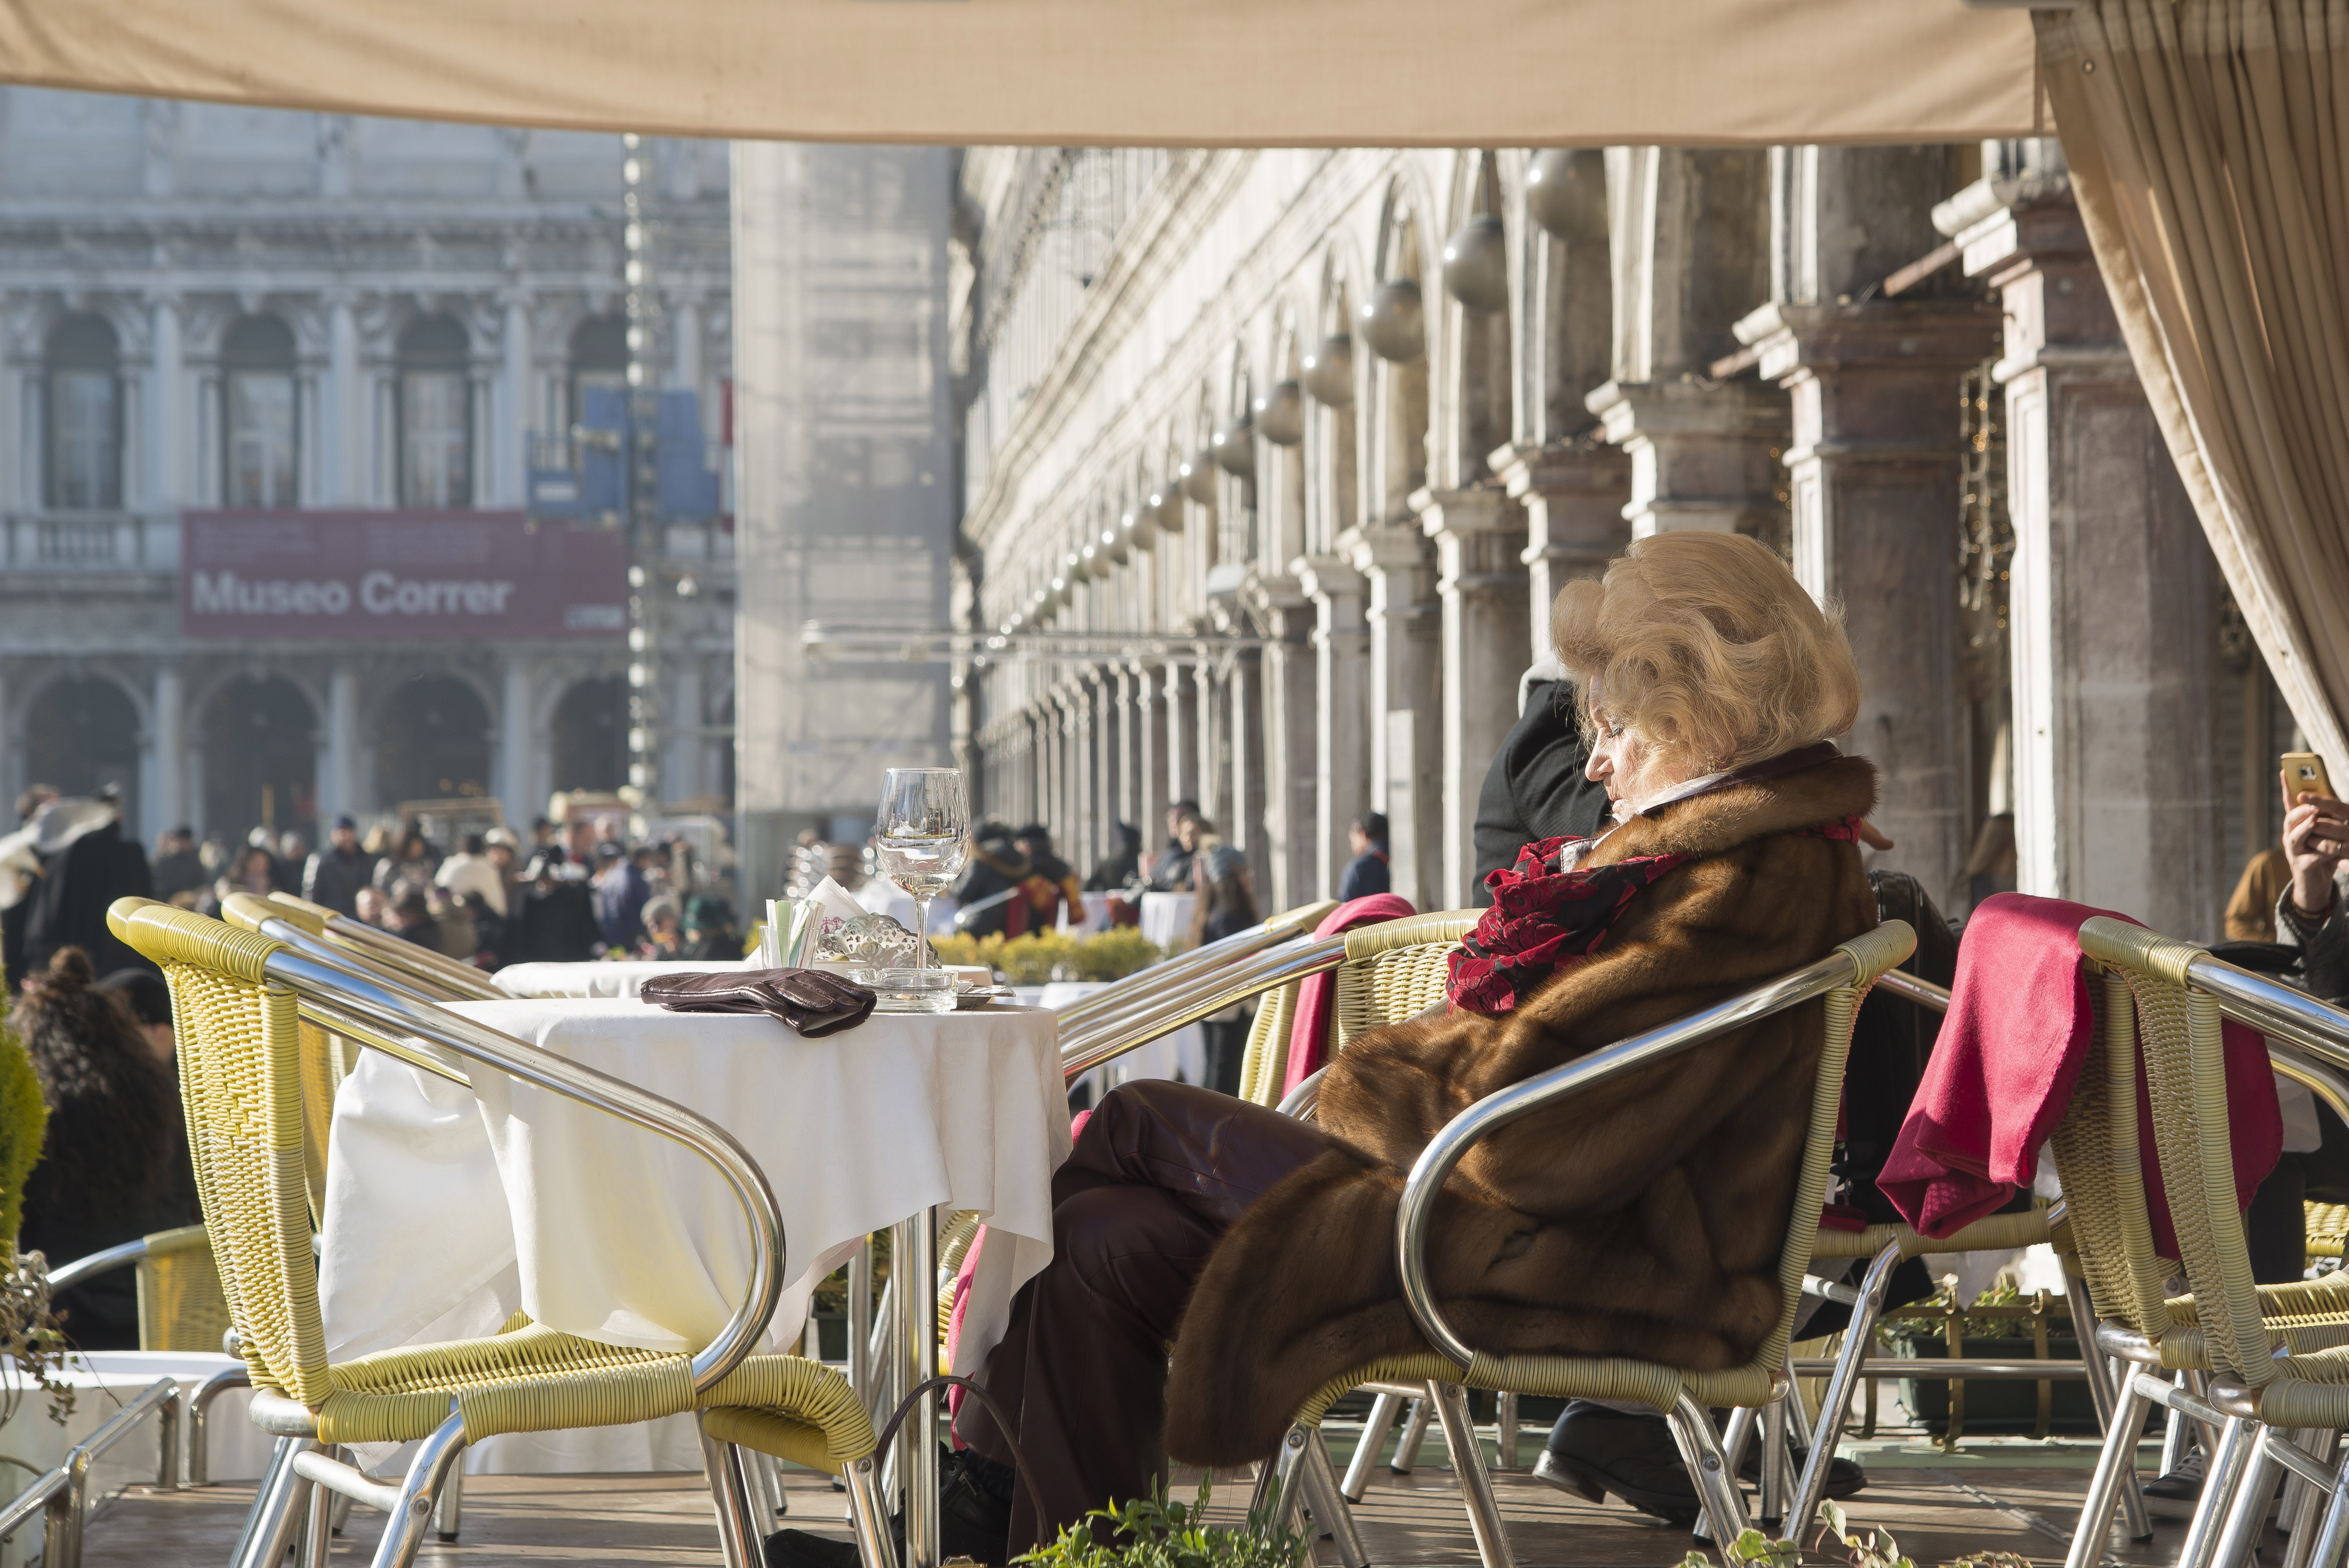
[1014,1478,1310,1568]
[0,979,46,1251]
[930,928,1162,986]
[1679,1501,2036,1568]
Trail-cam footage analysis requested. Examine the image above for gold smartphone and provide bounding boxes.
[2283,751,2337,802]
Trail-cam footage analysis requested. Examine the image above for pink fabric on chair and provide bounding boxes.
[1279,894,1417,1101]
[1879,892,2280,1257]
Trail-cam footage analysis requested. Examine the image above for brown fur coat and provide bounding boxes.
[1163,754,1881,1465]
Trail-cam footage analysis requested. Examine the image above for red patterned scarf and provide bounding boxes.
[1446,744,1861,1014]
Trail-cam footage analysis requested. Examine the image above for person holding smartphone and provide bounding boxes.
[2278,752,2349,1001]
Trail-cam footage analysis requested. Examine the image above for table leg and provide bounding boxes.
[895,1207,941,1568]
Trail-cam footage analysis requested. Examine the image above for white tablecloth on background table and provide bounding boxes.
[319,998,1067,1472]
[1139,892,1196,953]
[492,959,756,999]
[1073,892,1114,935]
[853,883,961,936]
[1017,981,1207,1094]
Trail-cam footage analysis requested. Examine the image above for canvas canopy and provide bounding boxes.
[0,0,2047,147]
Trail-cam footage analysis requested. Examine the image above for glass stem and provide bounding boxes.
[913,896,931,970]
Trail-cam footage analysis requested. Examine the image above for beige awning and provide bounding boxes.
[0,0,2047,146]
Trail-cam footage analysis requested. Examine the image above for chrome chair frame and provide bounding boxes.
[0,1377,180,1568]
[177,930,889,1568]
[1047,901,1337,1037]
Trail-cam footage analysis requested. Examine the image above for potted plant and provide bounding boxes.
[1884,1283,2100,1439]
[1015,1479,1310,1568]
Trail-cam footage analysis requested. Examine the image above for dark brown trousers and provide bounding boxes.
[955,1080,1331,1552]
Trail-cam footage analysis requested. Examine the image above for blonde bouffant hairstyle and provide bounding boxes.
[1551,532,1861,776]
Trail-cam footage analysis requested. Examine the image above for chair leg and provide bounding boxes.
[1254,1424,1314,1533]
[1391,1398,1433,1475]
[234,1436,319,1568]
[1759,1397,1788,1525]
[1344,1392,1404,1501]
[2177,1416,2258,1568]
[1496,1392,1520,1472]
[365,1409,469,1568]
[433,1459,464,1542]
[297,1472,333,1568]
[2301,1443,2349,1568]
[1429,1382,1516,1568]
[2061,1365,2154,1568]
[2159,1369,2195,1476]
[701,1428,765,1568]
[2284,1431,2343,1568]
[1665,1393,1750,1549]
[1296,1429,1371,1568]
[2063,1268,2153,1543]
[1788,1243,1899,1542]
[845,1452,900,1568]
[2209,1429,2288,1568]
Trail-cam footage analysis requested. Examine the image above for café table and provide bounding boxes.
[318,994,1067,1529]
[1138,891,1197,953]
[492,957,755,999]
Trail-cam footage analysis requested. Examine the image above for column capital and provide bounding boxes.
[1584,378,1786,445]
[1335,521,1428,577]
[1490,440,1630,505]
[1737,299,2002,385]
[1291,553,1364,603]
[1410,484,1520,543]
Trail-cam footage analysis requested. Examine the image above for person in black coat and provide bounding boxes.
[22,799,156,978]
[1469,664,1613,903]
[13,946,201,1349]
[511,851,604,962]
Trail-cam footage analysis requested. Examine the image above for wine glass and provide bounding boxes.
[874,768,970,980]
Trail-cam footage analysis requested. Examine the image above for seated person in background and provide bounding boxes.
[1187,821,1260,1096]
[2227,844,2293,943]
[1085,824,1143,892]
[681,896,740,962]
[460,892,505,970]
[951,824,1034,938]
[353,884,387,931]
[387,888,441,949]
[1145,802,1201,891]
[1011,826,1083,931]
[429,885,477,960]
[435,831,508,918]
[639,895,686,960]
[511,851,604,962]
[769,531,1882,1567]
[13,948,200,1349]
[302,816,378,918]
[1335,811,1391,901]
[2272,775,2349,996]
[1470,657,1613,900]
[96,968,174,1064]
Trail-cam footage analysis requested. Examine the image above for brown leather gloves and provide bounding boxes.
[638,968,876,1037]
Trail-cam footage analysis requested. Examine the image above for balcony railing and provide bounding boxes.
[2,513,178,571]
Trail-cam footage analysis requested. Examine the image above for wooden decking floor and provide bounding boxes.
[73,1444,2214,1567]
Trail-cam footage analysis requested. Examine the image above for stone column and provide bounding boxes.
[1131,665,1164,854]
[1417,486,1529,910]
[1739,300,1998,903]
[1952,176,2227,939]
[498,659,535,829]
[148,296,182,509]
[321,664,361,822]
[1249,578,1319,910]
[1194,660,1219,827]
[1162,662,1191,812]
[1229,645,1270,893]
[1096,669,1121,862]
[1071,680,1098,873]
[1296,555,1369,900]
[1584,381,1785,537]
[1343,522,1443,906]
[500,295,532,508]
[1494,442,1631,662]
[145,662,184,844]
[325,298,361,505]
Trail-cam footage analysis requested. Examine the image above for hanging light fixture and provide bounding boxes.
[1359,280,1425,362]
[1442,214,1509,312]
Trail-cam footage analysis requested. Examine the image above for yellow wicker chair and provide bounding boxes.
[107,897,891,1568]
[1235,910,1479,1109]
[2077,918,2349,1568]
[1244,921,1920,1568]
[44,1223,235,1353]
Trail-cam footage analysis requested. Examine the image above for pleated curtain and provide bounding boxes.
[2041,0,2349,770]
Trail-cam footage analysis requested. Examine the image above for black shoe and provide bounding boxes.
[1740,1442,1868,1504]
[2142,1447,2205,1521]
[765,1447,1015,1568]
[1530,1402,1866,1527]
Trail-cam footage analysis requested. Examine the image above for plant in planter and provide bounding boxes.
[0,982,70,1427]
[1684,1501,2037,1568]
[1882,1281,2098,1440]
[1015,1478,1310,1568]
[930,929,1163,987]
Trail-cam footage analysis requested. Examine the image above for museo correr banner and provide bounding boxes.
[180,511,628,640]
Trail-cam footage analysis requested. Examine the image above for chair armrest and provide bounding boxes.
[1050,901,1338,1034]
[1059,934,1346,1080]
[47,1237,150,1291]
[1393,921,1916,1369]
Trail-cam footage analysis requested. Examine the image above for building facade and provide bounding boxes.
[951,142,2298,942]
[0,89,734,847]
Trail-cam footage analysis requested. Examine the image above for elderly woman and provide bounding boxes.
[772,533,1878,1567]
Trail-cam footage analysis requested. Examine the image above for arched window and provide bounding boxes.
[568,315,628,434]
[397,315,471,509]
[46,314,121,510]
[223,315,298,508]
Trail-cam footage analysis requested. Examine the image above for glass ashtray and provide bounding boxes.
[853,967,957,1014]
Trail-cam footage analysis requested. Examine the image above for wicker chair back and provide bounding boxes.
[135,1222,236,1352]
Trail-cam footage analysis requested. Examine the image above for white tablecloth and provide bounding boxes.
[1139,892,1196,953]
[493,958,755,999]
[1073,892,1114,935]
[1018,981,1207,1095]
[319,997,1067,1472]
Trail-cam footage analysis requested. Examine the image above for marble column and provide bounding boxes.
[1068,687,1095,866]
[665,662,704,804]
[498,659,535,829]
[1950,171,2227,940]
[1493,442,1631,663]
[1417,486,1529,910]
[1342,522,1442,907]
[1131,665,1164,856]
[148,296,183,509]
[325,298,361,505]
[145,662,184,844]
[1584,381,1785,537]
[1194,660,1219,827]
[321,664,361,822]
[501,295,532,508]
[1296,555,1369,901]
[1229,646,1269,892]
[1249,578,1318,910]
[1739,300,1998,904]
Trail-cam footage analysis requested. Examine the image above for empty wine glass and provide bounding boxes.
[874,768,970,979]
